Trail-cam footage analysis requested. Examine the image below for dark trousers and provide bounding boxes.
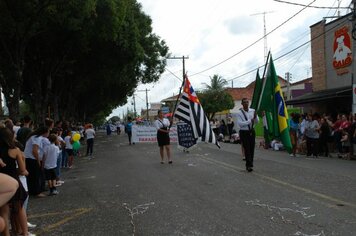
[127,131,132,144]
[239,130,256,169]
[306,137,319,157]
[86,138,94,155]
[26,158,42,195]
[319,137,329,156]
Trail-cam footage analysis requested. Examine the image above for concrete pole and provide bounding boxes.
[352,0,356,114]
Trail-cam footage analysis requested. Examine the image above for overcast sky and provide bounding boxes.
[110,0,352,118]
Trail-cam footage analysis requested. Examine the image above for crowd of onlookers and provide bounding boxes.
[0,116,95,236]
[210,111,356,160]
[268,112,356,159]
[210,117,237,143]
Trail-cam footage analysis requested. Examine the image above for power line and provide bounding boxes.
[165,67,183,82]
[272,0,350,9]
[225,15,349,83]
[190,0,317,77]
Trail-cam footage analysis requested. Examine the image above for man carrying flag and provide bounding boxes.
[257,54,292,153]
[174,76,220,148]
[236,98,259,172]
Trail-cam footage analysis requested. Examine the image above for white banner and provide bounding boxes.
[132,125,178,143]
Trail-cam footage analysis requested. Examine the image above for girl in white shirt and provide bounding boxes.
[64,131,74,168]
[43,134,60,195]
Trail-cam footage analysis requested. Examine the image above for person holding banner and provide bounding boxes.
[236,98,259,172]
[155,110,172,164]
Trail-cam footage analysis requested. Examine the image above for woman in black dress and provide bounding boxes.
[155,110,172,164]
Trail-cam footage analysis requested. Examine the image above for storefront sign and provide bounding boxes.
[333,26,352,71]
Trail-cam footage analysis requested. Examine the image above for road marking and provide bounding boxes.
[29,208,92,234]
[199,156,356,209]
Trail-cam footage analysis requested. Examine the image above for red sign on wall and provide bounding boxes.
[333,26,352,70]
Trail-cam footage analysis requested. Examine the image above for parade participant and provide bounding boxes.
[236,98,259,172]
[116,122,121,135]
[125,117,133,145]
[154,110,172,164]
[106,123,112,136]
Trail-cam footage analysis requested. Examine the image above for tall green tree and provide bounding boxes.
[199,74,234,120]
[0,0,55,120]
[203,74,228,91]
[1,0,168,124]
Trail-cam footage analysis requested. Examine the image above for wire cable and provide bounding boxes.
[272,0,350,9]
[189,0,317,77]
[225,16,349,83]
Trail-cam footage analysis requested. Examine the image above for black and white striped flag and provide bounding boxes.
[174,76,220,148]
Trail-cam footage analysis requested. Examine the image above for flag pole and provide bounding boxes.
[170,56,187,128]
[256,50,271,111]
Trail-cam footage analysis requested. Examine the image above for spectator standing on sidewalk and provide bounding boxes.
[16,116,33,152]
[305,113,320,158]
[85,124,95,157]
[227,116,234,139]
[319,117,330,157]
[0,173,19,235]
[43,134,60,195]
[289,113,300,157]
[24,127,49,197]
[0,127,33,236]
[64,131,74,168]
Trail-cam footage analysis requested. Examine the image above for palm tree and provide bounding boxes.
[203,74,227,91]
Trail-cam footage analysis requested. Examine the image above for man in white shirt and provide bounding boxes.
[236,98,259,172]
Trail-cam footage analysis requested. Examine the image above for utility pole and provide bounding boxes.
[137,89,150,120]
[352,0,356,113]
[285,72,292,101]
[0,87,2,116]
[166,56,189,119]
[167,56,189,81]
[250,11,274,62]
[132,94,137,117]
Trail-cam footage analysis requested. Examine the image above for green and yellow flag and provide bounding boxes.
[250,70,262,110]
[257,54,292,153]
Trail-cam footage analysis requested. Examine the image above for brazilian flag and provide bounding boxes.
[257,54,292,153]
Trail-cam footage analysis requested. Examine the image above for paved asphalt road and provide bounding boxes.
[27,131,356,236]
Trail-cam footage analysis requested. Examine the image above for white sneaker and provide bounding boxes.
[28,232,37,236]
[289,153,294,157]
[27,222,37,228]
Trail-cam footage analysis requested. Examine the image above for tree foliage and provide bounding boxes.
[199,74,234,120]
[0,0,168,124]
